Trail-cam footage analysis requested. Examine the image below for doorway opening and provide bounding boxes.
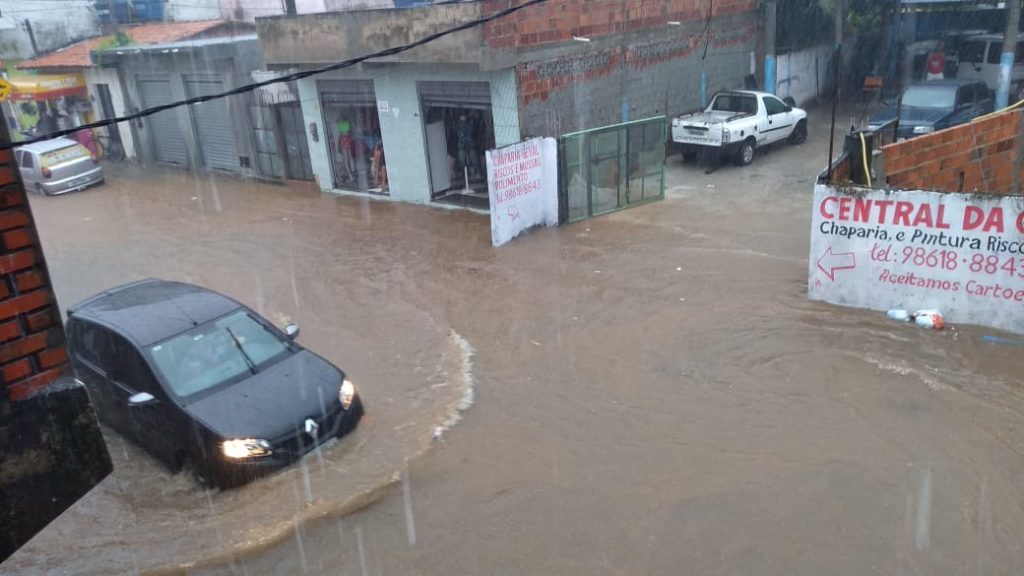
[318,80,386,195]
[419,81,493,209]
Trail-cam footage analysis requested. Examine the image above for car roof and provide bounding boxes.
[69,279,242,347]
[16,137,83,154]
[716,90,773,98]
[907,79,985,89]
[964,33,1024,42]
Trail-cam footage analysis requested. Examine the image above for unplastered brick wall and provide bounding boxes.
[516,11,758,136]
[883,109,1024,195]
[0,151,68,403]
[483,0,757,49]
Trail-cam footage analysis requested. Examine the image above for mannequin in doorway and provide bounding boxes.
[336,117,355,183]
[457,114,476,179]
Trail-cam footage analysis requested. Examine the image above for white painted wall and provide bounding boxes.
[0,0,99,59]
[84,67,137,160]
[775,43,833,107]
[297,64,520,204]
[165,0,221,22]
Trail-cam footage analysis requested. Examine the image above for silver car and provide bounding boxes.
[15,137,104,196]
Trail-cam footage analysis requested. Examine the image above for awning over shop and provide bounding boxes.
[9,74,87,101]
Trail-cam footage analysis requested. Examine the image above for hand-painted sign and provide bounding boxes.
[486,138,558,247]
[809,183,1024,334]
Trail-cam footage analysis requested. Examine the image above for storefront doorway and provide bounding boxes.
[418,81,493,208]
[318,80,386,195]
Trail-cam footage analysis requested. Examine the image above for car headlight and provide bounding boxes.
[721,128,730,143]
[912,125,934,134]
[221,438,272,459]
[340,379,356,410]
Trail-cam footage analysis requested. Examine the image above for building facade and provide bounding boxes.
[258,0,761,207]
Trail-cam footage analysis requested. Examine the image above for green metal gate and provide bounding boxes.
[559,117,666,223]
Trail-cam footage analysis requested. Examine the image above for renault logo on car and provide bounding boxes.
[304,418,320,438]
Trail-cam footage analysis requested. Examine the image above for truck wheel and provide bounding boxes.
[788,120,807,145]
[735,139,756,166]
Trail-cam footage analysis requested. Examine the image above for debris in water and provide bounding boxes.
[913,310,944,330]
[886,309,911,322]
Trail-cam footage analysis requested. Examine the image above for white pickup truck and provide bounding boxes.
[671,90,808,167]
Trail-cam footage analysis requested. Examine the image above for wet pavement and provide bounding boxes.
[6,105,1024,575]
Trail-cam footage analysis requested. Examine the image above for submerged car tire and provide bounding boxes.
[788,120,808,145]
[180,454,213,488]
[735,139,756,166]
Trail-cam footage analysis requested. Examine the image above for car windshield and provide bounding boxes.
[901,85,956,109]
[710,94,757,114]
[147,309,292,398]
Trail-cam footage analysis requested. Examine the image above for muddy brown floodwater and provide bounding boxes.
[6,106,1024,575]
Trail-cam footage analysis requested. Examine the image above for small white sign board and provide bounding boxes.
[486,138,559,247]
[809,183,1024,333]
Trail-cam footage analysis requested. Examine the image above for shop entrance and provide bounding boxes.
[318,80,386,194]
[418,81,493,208]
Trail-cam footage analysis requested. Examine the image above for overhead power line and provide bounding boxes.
[1,0,550,150]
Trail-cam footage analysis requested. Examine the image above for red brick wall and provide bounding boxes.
[883,110,1023,195]
[483,0,758,49]
[0,152,69,403]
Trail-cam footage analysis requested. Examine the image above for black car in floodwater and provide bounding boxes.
[66,279,363,489]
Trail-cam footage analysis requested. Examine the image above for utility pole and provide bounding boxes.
[995,0,1021,109]
[107,0,120,33]
[834,0,843,50]
[284,0,297,16]
[764,0,776,94]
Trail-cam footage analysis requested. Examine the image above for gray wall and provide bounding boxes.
[519,13,760,138]
[257,4,484,67]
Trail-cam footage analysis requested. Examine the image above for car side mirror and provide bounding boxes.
[128,392,158,407]
[785,105,792,112]
[285,324,300,340]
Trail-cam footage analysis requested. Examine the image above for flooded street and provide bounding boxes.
[6,107,1024,575]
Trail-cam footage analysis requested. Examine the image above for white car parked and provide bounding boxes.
[671,90,808,167]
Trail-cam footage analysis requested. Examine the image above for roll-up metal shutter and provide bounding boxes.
[417,81,492,109]
[137,74,188,165]
[184,75,240,172]
[317,80,377,106]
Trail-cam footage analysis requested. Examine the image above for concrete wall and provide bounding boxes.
[518,12,759,137]
[84,67,138,161]
[883,110,1023,195]
[296,64,519,204]
[165,0,222,21]
[774,43,832,107]
[258,3,484,66]
[0,0,99,60]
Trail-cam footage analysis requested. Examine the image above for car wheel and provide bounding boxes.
[735,139,756,166]
[788,120,808,145]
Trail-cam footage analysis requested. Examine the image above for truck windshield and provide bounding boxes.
[711,94,757,114]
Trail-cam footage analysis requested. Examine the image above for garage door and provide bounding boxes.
[418,81,492,109]
[137,75,188,165]
[184,76,239,172]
